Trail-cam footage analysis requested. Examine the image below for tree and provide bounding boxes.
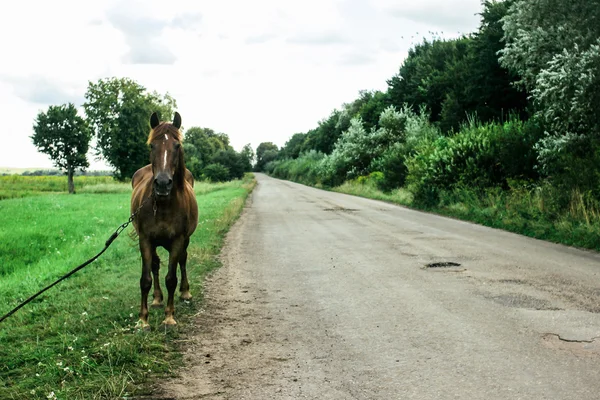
[356,90,390,132]
[465,0,528,123]
[182,127,229,178]
[211,148,245,180]
[500,0,600,179]
[280,133,307,159]
[240,143,255,171]
[255,142,279,171]
[31,103,91,194]
[83,77,176,180]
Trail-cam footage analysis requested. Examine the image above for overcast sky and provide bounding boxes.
[0,0,483,170]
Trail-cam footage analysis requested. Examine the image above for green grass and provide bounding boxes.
[0,174,256,399]
[332,180,413,206]
[430,185,600,251]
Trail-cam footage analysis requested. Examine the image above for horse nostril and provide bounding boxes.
[168,179,173,186]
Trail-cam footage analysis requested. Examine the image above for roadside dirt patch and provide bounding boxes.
[152,203,305,399]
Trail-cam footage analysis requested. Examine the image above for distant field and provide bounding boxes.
[0,167,43,175]
[0,175,120,200]
[0,174,256,399]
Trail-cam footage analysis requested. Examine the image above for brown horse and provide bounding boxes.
[130,111,198,328]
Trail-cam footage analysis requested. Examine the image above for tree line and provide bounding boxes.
[255,0,600,209]
[31,77,253,193]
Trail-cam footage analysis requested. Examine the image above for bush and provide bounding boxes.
[269,151,325,185]
[211,148,245,180]
[405,117,542,205]
[201,163,230,182]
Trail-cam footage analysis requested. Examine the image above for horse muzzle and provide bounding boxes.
[154,174,173,196]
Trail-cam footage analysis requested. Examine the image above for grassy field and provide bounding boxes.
[0,176,117,200]
[0,175,256,399]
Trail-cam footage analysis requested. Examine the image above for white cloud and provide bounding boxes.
[1,75,83,105]
[376,0,482,33]
[0,0,482,171]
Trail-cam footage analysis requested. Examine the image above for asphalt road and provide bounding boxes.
[159,173,600,400]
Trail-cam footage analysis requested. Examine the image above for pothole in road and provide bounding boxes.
[485,293,561,311]
[423,261,466,272]
[426,262,462,268]
[323,206,359,212]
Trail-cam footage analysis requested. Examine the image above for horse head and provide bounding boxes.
[148,112,184,197]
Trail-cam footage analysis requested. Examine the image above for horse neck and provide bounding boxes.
[172,153,187,192]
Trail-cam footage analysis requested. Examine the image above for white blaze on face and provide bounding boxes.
[162,136,169,170]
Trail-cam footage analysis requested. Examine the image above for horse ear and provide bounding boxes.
[150,112,160,129]
[173,112,182,129]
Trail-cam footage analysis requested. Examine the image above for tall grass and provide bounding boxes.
[433,184,600,250]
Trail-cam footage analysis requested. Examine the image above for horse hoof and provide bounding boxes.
[180,291,192,301]
[136,320,151,332]
[151,301,164,309]
[162,317,177,326]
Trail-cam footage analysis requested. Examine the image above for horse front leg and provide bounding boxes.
[179,237,192,301]
[138,239,153,330]
[151,249,164,308]
[163,237,185,325]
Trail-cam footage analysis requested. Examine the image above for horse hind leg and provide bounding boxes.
[151,249,164,308]
[179,238,192,301]
[163,238,185,326]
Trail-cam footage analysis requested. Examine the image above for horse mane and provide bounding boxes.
[146,123,183,144]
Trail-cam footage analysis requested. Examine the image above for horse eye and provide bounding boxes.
[174,142,181,149]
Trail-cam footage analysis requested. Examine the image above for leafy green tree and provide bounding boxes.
[31,103,91,193]
[211,148,245,180]
[83,77,176,180]
[500,0,600,181]
[465,0,528,123]
[300,91,388,156]
[355,90,390,132]
[182,126,229,178]
[240,143,255,171]
[255,142,279,171]
[387,38,470,124]
[499,0,600,92]
[301,111,343,155]
[280,133,307,159]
